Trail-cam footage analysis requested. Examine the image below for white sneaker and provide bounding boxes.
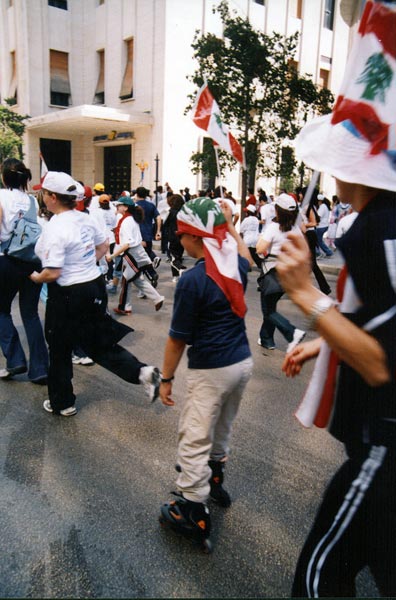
[137,291,147,299]
[0,368,11,379]
[139,366,161,402]
[43,399,77,416]
[125,303,133,312]
[79,356,94,366]
[286,329,306,354]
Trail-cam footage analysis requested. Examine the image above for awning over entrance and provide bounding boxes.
[25,104,153,137]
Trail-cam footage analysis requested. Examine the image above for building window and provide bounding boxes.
[48,0,68,9]
[119,39,134,101]
[48,0,67,10]
[50,50,71,106]
[253,0,265,5]
[290,0,302,19]
[8,51,17,104]
[323,0,335,30]
[94,50,105,104]
[319,68,330,89]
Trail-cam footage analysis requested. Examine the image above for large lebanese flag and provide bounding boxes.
[192,83,245,167]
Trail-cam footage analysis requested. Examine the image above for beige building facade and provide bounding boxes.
[0,0,352,197]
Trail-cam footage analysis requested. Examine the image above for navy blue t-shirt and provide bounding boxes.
[169,256,251,369]
[330,192,396,447]
[136,199,159,241]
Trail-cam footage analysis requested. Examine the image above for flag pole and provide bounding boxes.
[213,144,224,199]
[301,170,320,210]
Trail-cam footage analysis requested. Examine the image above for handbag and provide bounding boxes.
[4,195,42,267]
[257,264,283,296]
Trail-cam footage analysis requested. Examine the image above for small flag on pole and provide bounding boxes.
[191,83,245,168]
[33,152,49,190]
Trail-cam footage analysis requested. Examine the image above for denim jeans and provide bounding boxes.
[0,256,48,380]
[259,291,295,347]
[316,227,333,256]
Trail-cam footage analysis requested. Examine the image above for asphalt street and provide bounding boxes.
[0,253,378,598]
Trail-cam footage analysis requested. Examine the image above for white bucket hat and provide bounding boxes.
[296,1,396,191]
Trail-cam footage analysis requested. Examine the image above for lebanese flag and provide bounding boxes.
[176,197,247,318]
[33,152,49,190]
[192,83,245,167]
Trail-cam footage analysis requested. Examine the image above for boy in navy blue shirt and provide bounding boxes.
[158,198,253,550]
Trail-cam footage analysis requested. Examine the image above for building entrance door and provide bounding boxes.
[104,145,131,197]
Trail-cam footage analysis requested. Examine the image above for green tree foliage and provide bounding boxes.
[0,103,28,164]
[186,0,334,201]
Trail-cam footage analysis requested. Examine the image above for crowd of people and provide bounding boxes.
[0,156,376,583]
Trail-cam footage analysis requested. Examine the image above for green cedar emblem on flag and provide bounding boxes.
[356,52,393,103]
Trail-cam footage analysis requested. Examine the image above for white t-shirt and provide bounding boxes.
[317,203,330,228]
[240,215,259,247]
[119,214,143,247]
[259,202,276,225]
[0,189,38,243]
[336,211,358,239]
[215,198,237,215]
[35,209,105,286]
[259,222,302,261]
[97,207,117,244]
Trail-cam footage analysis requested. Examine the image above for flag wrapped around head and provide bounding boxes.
[176,198,247,318]
[192,83,245,168]
[295,0,396,191]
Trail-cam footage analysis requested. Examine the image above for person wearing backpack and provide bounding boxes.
[0,158,48,383]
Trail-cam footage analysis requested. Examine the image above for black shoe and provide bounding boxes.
[209,460,231,508]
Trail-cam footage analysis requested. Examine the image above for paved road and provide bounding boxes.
[0,256,377,598]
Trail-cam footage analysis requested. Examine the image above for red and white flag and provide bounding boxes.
[192,83,245,168]
[33,152,49,190]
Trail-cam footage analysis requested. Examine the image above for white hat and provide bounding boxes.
[295,1,396,192]
[42,172,83,197]
[246,204,256,214]
[275,193,297,211]
[317,194,325,201]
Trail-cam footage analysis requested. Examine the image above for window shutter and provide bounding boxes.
[119,39,133,100]
[50,50,71,94]
[94,50,105,104]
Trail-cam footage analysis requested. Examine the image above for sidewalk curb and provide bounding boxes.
[319,263,342,276]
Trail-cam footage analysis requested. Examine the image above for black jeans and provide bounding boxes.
[45,276,145,413]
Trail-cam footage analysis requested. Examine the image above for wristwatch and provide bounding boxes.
[305,296,336,330]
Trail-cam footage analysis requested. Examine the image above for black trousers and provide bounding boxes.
[45,276,145,413]
[305,230,331,295]
[292,443,396,597]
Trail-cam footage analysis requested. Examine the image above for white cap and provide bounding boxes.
[275,193,297,212]
[42,171,83,197]
[246,204,256,214]
[317,193,325,200]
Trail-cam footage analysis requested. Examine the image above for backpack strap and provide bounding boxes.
[22,195,38,222]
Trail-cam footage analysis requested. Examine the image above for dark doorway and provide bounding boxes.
[104,145,131,197]
[40,138,71,173]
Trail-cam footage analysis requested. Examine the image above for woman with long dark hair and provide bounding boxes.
[256,194,305,352]
[0,158,48,383]
[303,189,332,295]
